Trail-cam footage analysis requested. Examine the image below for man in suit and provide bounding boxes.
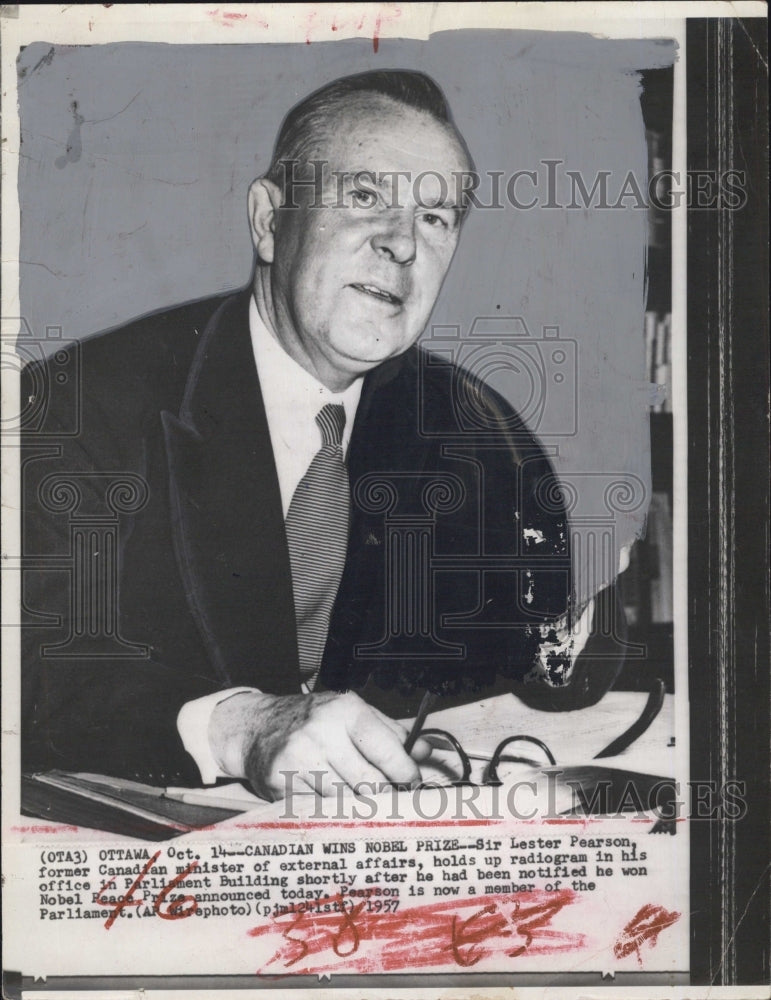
[21,70,619,801]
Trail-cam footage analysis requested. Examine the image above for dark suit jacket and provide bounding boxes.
[21,289,622,786]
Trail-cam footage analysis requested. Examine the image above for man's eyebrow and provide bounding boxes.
[334,170,378,184]
[416,194,460,210]
[333,170,466,218]
[336,171,458,195]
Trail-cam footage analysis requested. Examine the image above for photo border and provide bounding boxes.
[1,4,768,995]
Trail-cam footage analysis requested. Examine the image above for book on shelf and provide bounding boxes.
[645,310,672,413]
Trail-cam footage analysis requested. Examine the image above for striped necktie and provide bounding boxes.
[284,403,350,689]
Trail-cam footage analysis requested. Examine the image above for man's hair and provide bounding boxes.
[265,69,466,192]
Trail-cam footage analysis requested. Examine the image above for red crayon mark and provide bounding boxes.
[228,818,665,834]
[451,902,508,967]
[153,862,200,920]
[298,6,400,47]
[207,8,265,28]
[249,887,581,974]
[231,818,501,831]
[11,824,79,834]
[373,13,382,53]
[94,850,200,929]
[614,903,681,964]
[305,8,317,44]
[94,850,160,929]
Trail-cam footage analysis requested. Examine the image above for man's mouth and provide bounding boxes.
[349,283,403,306]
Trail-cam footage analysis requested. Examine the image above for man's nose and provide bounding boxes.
[370,213,417,265]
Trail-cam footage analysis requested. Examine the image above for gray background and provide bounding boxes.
[15,31,677,602]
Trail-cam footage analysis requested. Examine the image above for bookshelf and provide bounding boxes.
[616,67,675,692]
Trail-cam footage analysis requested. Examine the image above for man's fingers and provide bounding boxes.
[409,735,433,763]
[267,743,348,798]
[296,763,347,797]
[348,717,423,786]
[328,748,391,793]
[366,705,434,763]
[368,705,413,741]
[368,705,436,762]
[244,691,436,799]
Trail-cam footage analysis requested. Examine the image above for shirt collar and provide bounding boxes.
[249,295,364,455]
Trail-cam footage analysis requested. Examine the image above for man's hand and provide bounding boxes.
[208,690,431,800]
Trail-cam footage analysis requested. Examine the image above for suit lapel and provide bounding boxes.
[161,298,430,698]
[161,291,300,693]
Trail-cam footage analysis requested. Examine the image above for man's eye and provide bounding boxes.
[420,211,450,229]
[350,187,377,208]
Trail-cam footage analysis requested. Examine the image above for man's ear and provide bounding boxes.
[247,177,282,263]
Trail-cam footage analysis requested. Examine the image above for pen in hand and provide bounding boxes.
[404,690,438,756]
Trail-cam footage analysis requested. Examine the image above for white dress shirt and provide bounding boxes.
[177,297,363,783]
[248,297,363,515]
